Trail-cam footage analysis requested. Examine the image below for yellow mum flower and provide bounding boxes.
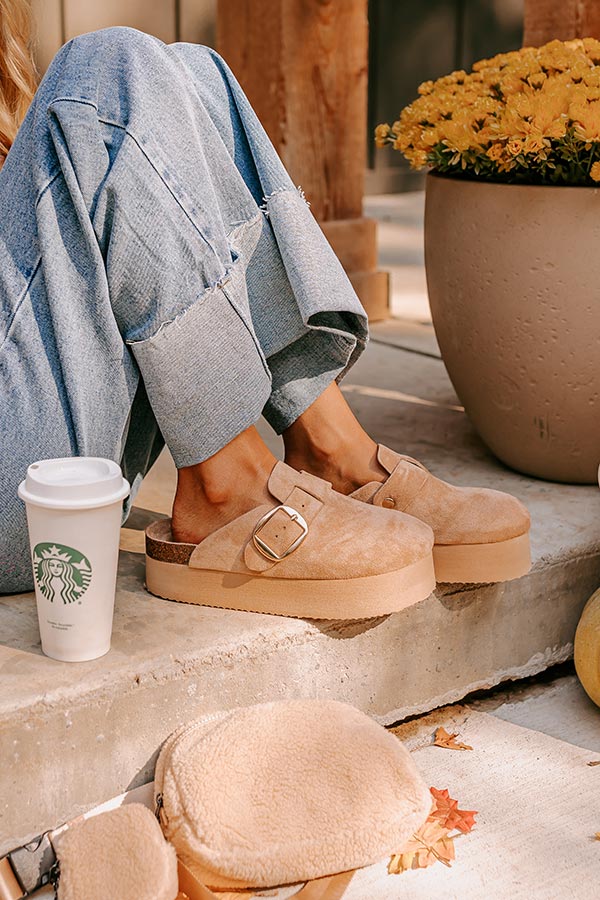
[418,80,435,96]
[572,100,600,141]
[420,127,440,149]
[583,37,600,63]
[522,135,547,155]
[486,143,505,162]
[378,38,600,184]
[407,150,428,170]
[392,134,412,153]
[527,72,547,89]
[374,124,391,148]
[441,121,476,153]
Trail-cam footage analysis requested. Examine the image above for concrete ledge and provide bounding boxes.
[2,342,600,853]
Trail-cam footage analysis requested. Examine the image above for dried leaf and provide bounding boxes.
[388,852,414,875]
[389,784,476,877]
[429,787,477,833]
[587,760,600,767]
[433,726,473,751]
[388,821,455,873]
[595,833,600,841]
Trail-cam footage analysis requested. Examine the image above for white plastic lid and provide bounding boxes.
[18,457,130,510]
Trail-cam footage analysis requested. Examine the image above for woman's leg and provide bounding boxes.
[0,28,370,590]
[167,41,387,541]
[171,387,387,544]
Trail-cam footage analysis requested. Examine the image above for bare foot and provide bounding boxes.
[283,383,387,494]
[171,426,276,544]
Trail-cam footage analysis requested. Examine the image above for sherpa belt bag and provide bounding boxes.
[0,700,431,899]
[154,698,432,891]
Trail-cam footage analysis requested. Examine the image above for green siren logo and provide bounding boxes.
[33,543,92,604]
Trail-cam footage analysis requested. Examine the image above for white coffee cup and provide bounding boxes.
[18,458,130,662]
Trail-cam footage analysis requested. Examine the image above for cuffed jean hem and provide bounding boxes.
[129,267,273,469]
[263,328,364,433]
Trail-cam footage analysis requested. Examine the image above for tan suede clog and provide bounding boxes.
[352,445,531,584]
[145,461,435,619]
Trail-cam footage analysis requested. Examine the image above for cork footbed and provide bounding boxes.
[144,519,435,619]
[433,532,531,584]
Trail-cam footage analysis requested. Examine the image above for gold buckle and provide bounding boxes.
[252,505,309,561]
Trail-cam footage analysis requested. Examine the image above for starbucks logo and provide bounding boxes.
[33,543,92,605]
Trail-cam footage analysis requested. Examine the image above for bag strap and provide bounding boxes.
[0,848,355,900]
[0,858,23,900]
[177,858,355,900]
[0,832,59,900]
[291,869,355,899]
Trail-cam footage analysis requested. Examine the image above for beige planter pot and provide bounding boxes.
[425,172,600,484]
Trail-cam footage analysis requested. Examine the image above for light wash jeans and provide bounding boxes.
[0,27,368,594]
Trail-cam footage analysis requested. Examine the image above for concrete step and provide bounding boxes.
[2,339,600,854]
[358,704,600,899]
[364,191,428,320]
[31,676,600,899]
[369,317,441,358]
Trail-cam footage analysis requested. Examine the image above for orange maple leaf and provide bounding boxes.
[388,821,455,873]
[389,785,476,876]
[433,726,473,751]
[429,787,477,833]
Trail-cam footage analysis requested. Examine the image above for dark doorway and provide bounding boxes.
[367,0,524,193]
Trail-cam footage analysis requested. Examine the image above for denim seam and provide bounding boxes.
[47,97,222,259]
[124,254,271,382]
[223,211,271,377]
[0,171,62,353]
[328,331,359,355]
[296,328,358,359]
[124,269,235,346]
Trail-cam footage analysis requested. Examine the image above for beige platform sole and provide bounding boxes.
[145,554,436,619]
[433,532,531,584]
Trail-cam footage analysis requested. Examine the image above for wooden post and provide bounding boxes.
[217,0,389,321]
[524,0,600,45]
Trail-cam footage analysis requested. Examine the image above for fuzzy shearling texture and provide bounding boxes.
[155,699,432,890]
[55,804,179,900]
[146,461,434,579]
[352,445,531,545]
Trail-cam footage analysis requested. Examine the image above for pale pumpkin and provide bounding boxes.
[574,589,600,708]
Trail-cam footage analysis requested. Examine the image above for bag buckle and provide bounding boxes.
[0,832,58,899]
[252,505,309,561]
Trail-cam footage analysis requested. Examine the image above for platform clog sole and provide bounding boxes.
[433,532,531,584]
[145,553,436,619]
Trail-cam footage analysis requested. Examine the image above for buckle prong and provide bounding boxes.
[252,505,309,561]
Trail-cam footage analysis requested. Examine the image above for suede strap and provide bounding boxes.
[370,458,428,513]
[243,486,324,573]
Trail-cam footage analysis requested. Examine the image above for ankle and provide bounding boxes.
[177,452,273,506]
[281,383,387,493]
[284,435,385,495]
[171,427,276,544]
[284,434,336,474]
